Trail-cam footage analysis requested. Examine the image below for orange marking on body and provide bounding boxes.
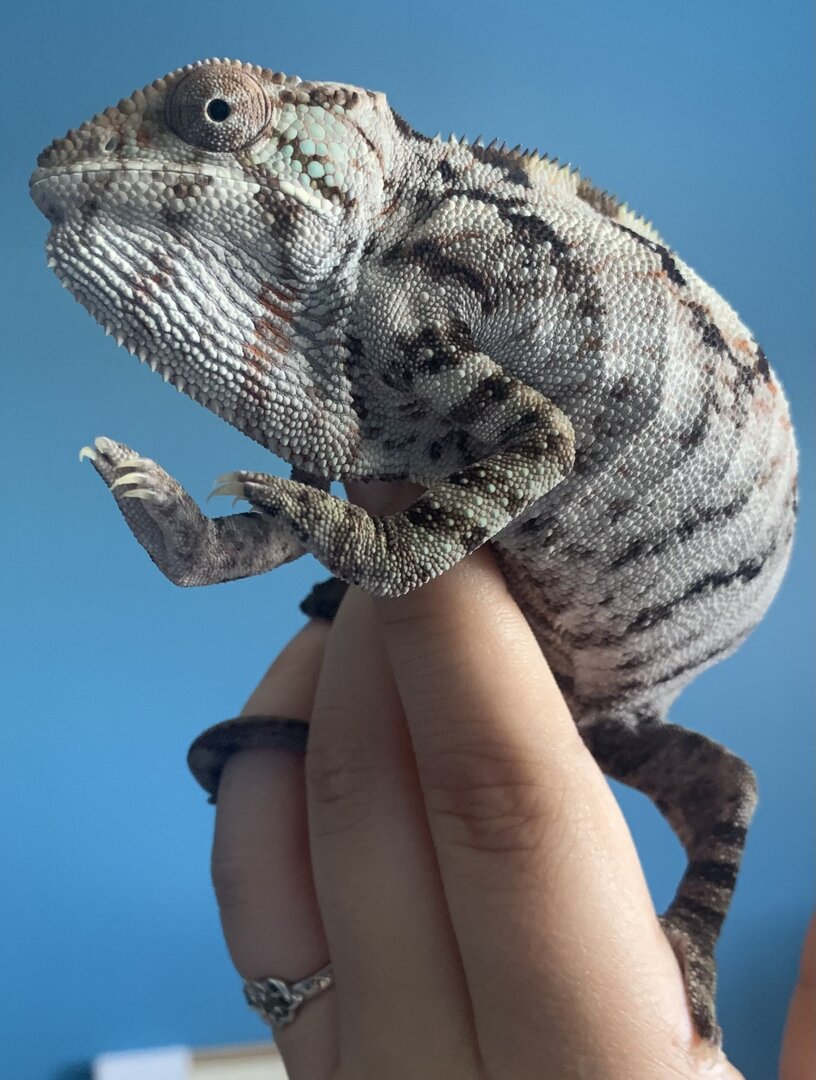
[258,296,294,323]
[242,342,271,374]
[255,316,289,350]
[260,281,297,305]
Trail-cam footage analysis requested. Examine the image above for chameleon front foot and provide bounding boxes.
[80,436,303,586]
[209,390,574,598]
[80,436,194,573]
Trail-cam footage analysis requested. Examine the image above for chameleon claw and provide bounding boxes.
[120,488,160,502]
[78,445,98,463]
[94,435,117,454]
[111,471,150,490]
[208,481,248,503]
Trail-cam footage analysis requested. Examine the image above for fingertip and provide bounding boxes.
[240,618,331,718]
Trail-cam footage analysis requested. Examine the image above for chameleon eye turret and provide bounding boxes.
[164,63,272,151]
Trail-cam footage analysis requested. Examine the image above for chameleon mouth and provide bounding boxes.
[30,158,266,235]
[30,160,248,187]
[30,158,336,220]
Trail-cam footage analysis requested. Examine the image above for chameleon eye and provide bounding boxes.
[165,64,269,151]
[206,99,231,122]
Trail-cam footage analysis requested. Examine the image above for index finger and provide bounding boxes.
[375,547,698,1078]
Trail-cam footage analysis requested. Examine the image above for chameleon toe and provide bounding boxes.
[111,472,151,490]
[207,481,249,502]
[119,488,161,502]
[93,436,118,456]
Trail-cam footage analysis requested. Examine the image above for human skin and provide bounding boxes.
[208,483,752,1078]
[780,913,816,1080]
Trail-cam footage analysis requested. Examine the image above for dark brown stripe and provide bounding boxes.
[709,822,748,847]
[382,238,495,311]
[671,895,726,930]
[755,346,771,382]
[396,319,474,377]
[450,374,512,424]
[502,210,570,259]
[614,222,687,287]
[581,718,666,780]
[617,638,736,687]
[611,491,751,570]
[456,188,527,213]
[628,552,771,634]
[437,159,457,183]
[686,859,739,890]
[469,142,532,187]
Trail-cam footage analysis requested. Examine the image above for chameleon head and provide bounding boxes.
[29,58,397,467]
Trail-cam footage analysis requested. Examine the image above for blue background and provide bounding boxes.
[2,2,813,1077]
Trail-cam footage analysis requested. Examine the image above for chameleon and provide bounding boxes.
[30,58,797,1044]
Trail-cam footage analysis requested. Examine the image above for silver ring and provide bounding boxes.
[243,964,334,1028]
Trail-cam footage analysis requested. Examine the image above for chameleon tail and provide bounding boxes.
[579,713,757,1043]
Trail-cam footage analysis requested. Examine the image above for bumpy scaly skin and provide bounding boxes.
[31,59,797,1043]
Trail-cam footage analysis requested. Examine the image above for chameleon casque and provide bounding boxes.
[30,58,797,1044]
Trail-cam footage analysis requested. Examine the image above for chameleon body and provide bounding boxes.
[30,59,797,1043]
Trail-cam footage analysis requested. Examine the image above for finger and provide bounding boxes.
[212,621,338,1080]
[305,586,480,1078]
[781,911,816,1080]
[376,548,699,1078]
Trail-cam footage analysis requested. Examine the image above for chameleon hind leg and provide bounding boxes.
[580,714,757,1044]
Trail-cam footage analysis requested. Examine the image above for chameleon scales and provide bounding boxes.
[30,58,797,1044]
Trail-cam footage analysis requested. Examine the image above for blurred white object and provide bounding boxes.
[93,1046,191,1079]
[93,1042,288,1079]
[194,1042,288,1078]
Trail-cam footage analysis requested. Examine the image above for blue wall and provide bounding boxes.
[2,2,813,1077]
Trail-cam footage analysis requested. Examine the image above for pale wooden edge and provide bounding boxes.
[192,1041,282,1063]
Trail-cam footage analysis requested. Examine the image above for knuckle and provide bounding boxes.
[305,735,380,839]
[421,736,552,863]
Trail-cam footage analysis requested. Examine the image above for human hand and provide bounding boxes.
[780,911,816,1080]
[209,493,745,1079]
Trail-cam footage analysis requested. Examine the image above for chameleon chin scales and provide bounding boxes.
[31,58,797,1044]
